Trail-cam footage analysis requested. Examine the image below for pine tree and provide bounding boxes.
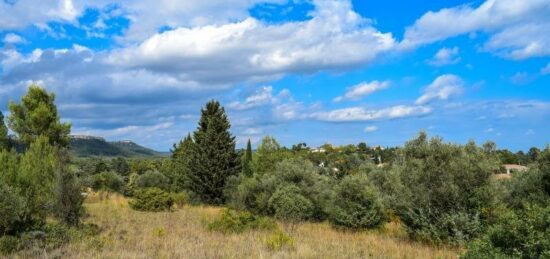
[187,100,240,204]
[0,111,8,150]
[170,133,193,191]
[242,139,253,177]
[8,84,71,148]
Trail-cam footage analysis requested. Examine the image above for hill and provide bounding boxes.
[70,135,167,157]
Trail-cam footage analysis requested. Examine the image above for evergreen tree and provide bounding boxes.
[242,139,253,177]
[187,100,240,204]
[8,84,71,148]
[54,150,84,226]
[169,134,193,191]
[0,111,8,150]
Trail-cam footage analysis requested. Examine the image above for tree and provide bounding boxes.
[8,85,71,148]
[53,151,84,226]
[0,111,8,150]
[170,134,193,191]
[111,157,130,177]
[253,136,291,174]
[187,100,240,204]
[242,139,253,177]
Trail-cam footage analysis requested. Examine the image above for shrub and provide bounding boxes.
[264,230,294,251]
[54,163,84,226]
[171,192,189,208]
[136,170,170,190]
[268,185,314,222]
[89,171,125,193]
[207,209,277,234]
[0,235,20,255]
[0,183,24,235]
[463,205,550,259]
[328,174,387,230]
[129,188,174,212]
[395,134,499,245]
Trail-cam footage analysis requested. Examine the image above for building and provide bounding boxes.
[503,164,528,174]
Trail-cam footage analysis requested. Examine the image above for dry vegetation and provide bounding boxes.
[12,192,460,259]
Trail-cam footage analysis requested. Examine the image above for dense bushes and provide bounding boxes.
[207,209,277,234]
[0,183,24,235]
[463,205,550,258]
[393,134,499,245]
[136,170,170,190]
[328,174,387,229]
[268,185,314,222]
[88,171,125,192]
[129,188,174,212]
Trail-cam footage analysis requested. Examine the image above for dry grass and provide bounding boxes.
[27,193,459,258]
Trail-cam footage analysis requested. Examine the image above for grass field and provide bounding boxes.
[17,193,459,259]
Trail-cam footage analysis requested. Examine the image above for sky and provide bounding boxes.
[0,0,549,152]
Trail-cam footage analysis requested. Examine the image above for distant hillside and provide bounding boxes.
[70,135,167,158]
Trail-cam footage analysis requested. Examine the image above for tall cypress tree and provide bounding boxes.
[0,111,8,150]
[187,100,240,204]
[242,139,253,177]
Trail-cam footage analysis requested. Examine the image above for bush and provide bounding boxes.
[463,204,550,259]
[0,235,20,255]
[136,170,170,190]
[171,192,189,208]
[54,164,84,226]
[268,185,314,222]
[264,230,294,251]
[207,209,277,234]
[394,134,499,245]
[89,171,125,193]
[0,183,24,235]
[328,174,387,230]
[129,188,174,212]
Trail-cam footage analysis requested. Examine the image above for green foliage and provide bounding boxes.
[252,136,292,174]
[125,173,139,196]
[463,205,550,259]
[241,139,253,177]
[0,235,20,255]
[0,111,8,150]
[328,174,387,230]
[136,170,170,190]
[168,134,193,191]
[207,209,277,234]
[17,136,58,225]
[187,100,240,204]
[129,188,174,212]
[171,192,189,208]
[89,171,125,192]
[268,185,314,222]
[8,85,71,148]
[264,230,294,251]
[0,183,25,235]
[394,133,499,245]
[53,153,84,226]
[111,157,130,176]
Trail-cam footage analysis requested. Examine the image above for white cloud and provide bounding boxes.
[541,63,550,75]
[415,74,464,105]
[427,47,460,66]
[402,0,550,59]
[364,126,378,133]
[333,80,390,102]
[0,0,86,29]
[509,72,534,85]
[108,1,396,85]
[229,86,274,110]
[311,105,431,122]
[2,33,27,45]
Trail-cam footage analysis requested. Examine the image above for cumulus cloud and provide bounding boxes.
[0,0,82,29]
[333,80,390,102]
[229,86,274,110]
[427,47,460,66]
[402,0,550,59]
[2,33,27,45]
[108,1,396,85]
[415,74,464,105]
[310,105,431,122]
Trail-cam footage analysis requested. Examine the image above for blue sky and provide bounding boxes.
[0,0,549,151]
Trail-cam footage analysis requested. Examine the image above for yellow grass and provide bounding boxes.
[25,193,459,258]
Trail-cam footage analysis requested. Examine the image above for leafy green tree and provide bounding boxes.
[268,185,314,223]
[187,100,240,204]
[17,136,58,225]
[0,111,9,150]
[395,133,500,245]
[8,85,71,148]
[253,136,291,174]
[111,157,130,177]
[136,170,170,190]
[0,182,24,235]
[242,139,253,177]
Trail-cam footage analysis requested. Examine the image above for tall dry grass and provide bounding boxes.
[20,193,459,258]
